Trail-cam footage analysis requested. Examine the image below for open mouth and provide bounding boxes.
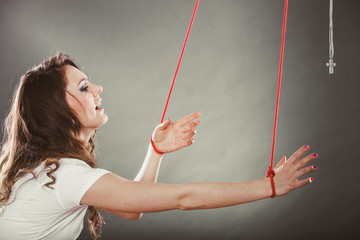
[95,99,102,111]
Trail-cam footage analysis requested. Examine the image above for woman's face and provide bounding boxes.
[64,65,108,137]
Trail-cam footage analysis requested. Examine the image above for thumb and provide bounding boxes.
[274,155,286,169]
[158,118,171,130]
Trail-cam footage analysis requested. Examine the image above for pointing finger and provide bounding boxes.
[176,112,200,126]
[287,145,310,165]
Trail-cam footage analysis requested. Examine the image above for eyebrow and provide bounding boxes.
[77,77,88,86]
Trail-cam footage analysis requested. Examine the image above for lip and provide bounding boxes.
[95,98,102,107]
[95,97,102,111]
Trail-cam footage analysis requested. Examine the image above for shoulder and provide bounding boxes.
[36,157,110,186]
[55,158,110,177]
[51,158,111,209]
[35,158,90,173]
[34,158,92,179]
[58,158,91,167]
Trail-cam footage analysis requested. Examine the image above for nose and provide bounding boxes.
[93,84,103,96]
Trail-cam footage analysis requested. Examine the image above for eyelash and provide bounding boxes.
[80,85,88,92]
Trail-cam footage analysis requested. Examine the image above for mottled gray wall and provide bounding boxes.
[1,0,359,239]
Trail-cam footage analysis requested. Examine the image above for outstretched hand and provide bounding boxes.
[151,112,200,154]
[272,145,318,197]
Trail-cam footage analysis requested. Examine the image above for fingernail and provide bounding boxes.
[309,177,314,183]
[313,165,318,170]
[313,153,318,158]
[304,145,309,149]
[194,128,196,133]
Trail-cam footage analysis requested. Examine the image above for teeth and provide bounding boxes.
[95,100,102,110]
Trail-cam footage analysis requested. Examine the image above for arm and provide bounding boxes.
[101,112,200,219]
[83,145,317,213]
[101,144,163,219]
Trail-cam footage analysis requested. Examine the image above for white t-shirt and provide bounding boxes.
[0,158,110,239]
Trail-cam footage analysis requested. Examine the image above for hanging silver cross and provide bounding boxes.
[326,59,336,74]
[326,0,336,74]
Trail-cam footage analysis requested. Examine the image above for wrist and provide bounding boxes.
[262,178,274,199]
[265,167,276,198]
[150,135,164,155]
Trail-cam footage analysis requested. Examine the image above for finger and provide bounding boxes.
[294,177,313,189]
[157,119,171,130]
[183,129,196,140]
[295,153,318,170]
[287,145,310,165]
[274,155,286,169]
[181,138,194,148]
[295,165,317,179]
[176,112,200,126]
[182,120,199,133]
[182,122,193,133]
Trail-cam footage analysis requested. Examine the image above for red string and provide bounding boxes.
[154,0,288,200]
[151,0,199,154]
[267,0,288,198]
[160,0,199,123]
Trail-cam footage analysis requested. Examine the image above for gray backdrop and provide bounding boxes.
[1,0,359,239]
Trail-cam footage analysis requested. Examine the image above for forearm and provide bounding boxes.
[179,179,272,210]
[134,143,163,182]
[85,173,275,213]
[85,145,315,214]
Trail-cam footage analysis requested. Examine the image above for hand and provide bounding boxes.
[152,112,200,153]
[272,145,318,197]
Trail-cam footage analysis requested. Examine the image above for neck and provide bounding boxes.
[78,128,95,143]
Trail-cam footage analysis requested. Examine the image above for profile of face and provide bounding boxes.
[64,65,108,138]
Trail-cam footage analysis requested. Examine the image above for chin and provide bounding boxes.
[84,114,108,132]
[97,114,109,128]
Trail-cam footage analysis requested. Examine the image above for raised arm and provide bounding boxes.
[82,145,317,213]
[101,112,200,219]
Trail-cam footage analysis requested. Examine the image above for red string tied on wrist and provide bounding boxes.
[266,0,288,200]
[150,135,164,155]
[266,167,276,198]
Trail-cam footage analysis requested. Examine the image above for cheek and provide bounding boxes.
[66,93,84,116]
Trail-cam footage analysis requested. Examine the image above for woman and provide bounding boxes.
[0,53,317,239]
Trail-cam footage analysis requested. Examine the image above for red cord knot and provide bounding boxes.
[266,167,276,198]
[266,167,275,178]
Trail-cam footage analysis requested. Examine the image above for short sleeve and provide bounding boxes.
[54,158,111,210]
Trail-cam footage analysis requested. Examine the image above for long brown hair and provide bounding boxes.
[0,53,104,239]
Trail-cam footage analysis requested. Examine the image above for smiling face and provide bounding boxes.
[64,65,108,140]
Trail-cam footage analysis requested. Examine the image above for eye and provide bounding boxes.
[79,84,88,92]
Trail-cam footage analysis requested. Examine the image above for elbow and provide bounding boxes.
[178,193,193,210]
[177,184,204,211]
[179,198,204,211]
[126,213,143,220]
